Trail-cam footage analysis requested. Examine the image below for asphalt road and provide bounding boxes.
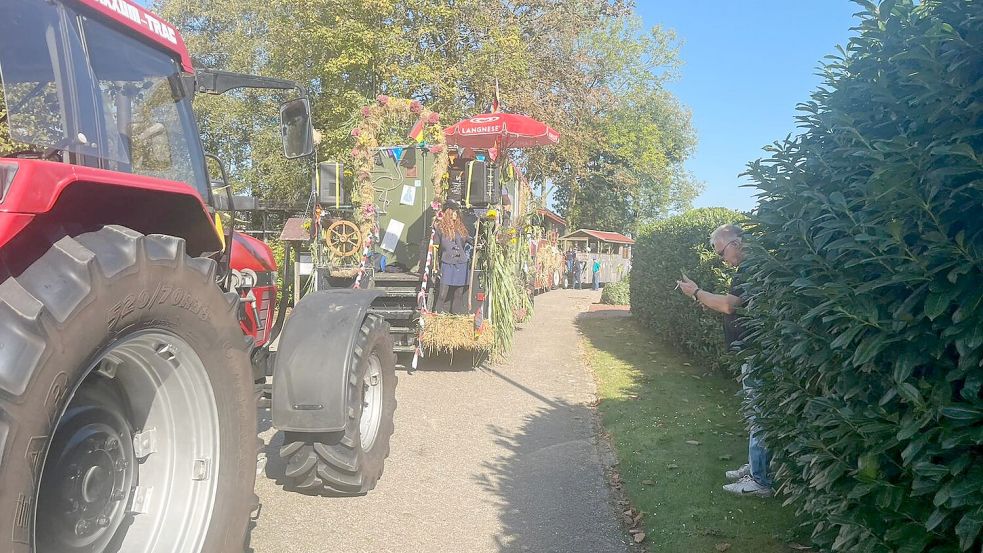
[250,289,630,553]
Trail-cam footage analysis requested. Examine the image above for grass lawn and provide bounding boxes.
[579,314,805,552]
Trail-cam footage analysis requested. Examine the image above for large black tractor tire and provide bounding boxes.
[0,226,257,553]
[280,314,397,495]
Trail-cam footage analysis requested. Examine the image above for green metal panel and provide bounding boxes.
[367,146,523,272]
[369,146,434,271]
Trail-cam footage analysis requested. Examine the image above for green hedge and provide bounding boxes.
[600,276,630,305]
[741,1,983,551]
[630,208,744,368]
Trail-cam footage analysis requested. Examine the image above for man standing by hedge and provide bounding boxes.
[676,223,773,497]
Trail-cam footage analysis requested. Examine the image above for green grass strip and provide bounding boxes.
[579,315,805,552]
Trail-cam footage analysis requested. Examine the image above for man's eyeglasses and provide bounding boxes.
[716,239,740,257]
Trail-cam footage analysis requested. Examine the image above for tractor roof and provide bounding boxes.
[74,0,193,72]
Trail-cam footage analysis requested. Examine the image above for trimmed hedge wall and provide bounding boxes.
[741,1,983,552]
[630,208,744,368]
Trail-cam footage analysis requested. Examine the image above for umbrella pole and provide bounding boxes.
[469,216,481,312]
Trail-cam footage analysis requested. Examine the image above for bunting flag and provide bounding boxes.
[407,118,426,143]
[392,146,404,163]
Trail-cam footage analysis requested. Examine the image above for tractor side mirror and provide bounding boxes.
[279,97,314,159]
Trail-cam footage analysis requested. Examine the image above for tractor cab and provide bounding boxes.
[0,0,210,195]
[0,0,313,238]
[0,0,312,348]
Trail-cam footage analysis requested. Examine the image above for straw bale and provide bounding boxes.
[420,312,494,353]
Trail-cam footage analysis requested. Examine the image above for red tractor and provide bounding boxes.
[0,1,397,552]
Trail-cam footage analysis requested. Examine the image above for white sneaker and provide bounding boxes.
[725,464,751,481]
[722,475,773,497]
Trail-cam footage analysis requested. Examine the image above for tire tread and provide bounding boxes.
[0,226,255,552]
[278,314,397,495]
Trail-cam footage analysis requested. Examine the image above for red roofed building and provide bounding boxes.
[536,208,567,242]
[566,229,635,245]
[561,228,634,253]
[560,229,633,285]
[538,208,567,231]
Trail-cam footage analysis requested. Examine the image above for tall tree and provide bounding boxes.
[155,0,698,229]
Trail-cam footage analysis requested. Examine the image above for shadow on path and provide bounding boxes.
[475,399,629,553]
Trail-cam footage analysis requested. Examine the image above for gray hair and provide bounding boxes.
[710,223,744,246]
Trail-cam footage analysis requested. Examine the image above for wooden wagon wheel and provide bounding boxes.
[325,219,363,258]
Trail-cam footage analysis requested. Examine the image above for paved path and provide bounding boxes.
[251,289,629,553]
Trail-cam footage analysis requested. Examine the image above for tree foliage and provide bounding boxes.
[154,0,698,226]
[741,1,983,551]
[0,90,15,154]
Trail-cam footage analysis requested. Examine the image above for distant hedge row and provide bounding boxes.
[741,1,983,552]
[630,208,744,369]
[600,276,630,305]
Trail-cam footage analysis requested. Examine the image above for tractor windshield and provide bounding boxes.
[0,0,208,196]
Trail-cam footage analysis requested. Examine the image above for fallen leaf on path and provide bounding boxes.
[633,532,646,543]
[641,479,655,486]
[715,543,731,552]
[683,362,691,366]
[685,440,702,446]
[667,463,679,469]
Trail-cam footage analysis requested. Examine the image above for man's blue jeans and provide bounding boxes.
[742,364,772,487]
[592,273,600,290]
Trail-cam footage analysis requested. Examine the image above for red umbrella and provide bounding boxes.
[444,112,560,150]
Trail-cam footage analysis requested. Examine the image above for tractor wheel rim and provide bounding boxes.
[36,330,220,553]
[360,353,384,452]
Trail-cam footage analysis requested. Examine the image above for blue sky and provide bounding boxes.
[636,1,860,211]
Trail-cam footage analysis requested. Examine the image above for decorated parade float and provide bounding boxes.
[289,96,559,366]
[530,208,567,293]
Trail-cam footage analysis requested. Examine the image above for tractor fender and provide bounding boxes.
[271,288,385,432]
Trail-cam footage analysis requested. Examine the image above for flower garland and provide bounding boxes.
[350,96,448,231]
[348,96,449,288]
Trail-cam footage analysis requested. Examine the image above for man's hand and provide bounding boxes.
[676,275,698,298]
